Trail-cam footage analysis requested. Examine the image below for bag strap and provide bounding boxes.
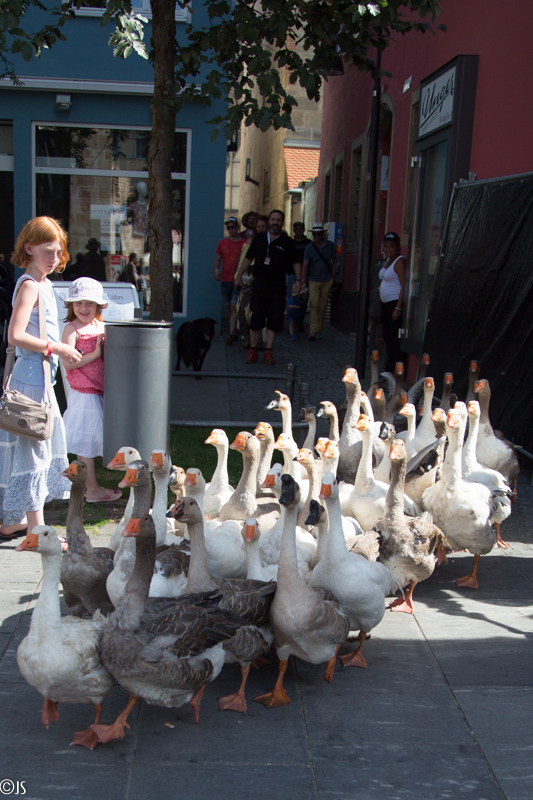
[2,281,53,405]
[312,242,333,276]
[38,289,53,406]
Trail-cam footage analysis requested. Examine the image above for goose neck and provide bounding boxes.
[32,549,62,636]
[277,503,302,584]
[185,519,216,593]
[66,481,92,555]
[386,457,407,519]
[116,534,157,630]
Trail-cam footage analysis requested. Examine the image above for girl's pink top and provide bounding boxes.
[65,334,104,395]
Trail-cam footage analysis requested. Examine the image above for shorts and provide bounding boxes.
[221,281,238,305]
[249,285,286,333]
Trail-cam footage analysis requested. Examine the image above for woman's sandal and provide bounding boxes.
[0,527,28,542]
[85,487,122,504]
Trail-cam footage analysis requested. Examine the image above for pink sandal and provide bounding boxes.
[85,487,122,504]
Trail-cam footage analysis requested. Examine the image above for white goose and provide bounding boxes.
[254,421,276,492]
[310,474,401,667]
[474,379,520,496]
[422,405,499,589]
[346,414,420,531]
[107,446,141,551]
[219,432,280,528]
[182,468,247,580]
[463,400,512,549]
[203,429,234,517]
[412,378,437,453]
[16,526,113,750]
[241,518,278,581]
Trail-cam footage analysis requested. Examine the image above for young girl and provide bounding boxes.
[0,217,82,541]
[62,278,121,503]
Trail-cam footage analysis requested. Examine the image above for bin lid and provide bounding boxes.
[105,321,174,329]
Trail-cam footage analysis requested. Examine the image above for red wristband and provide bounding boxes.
[47,341,53,357]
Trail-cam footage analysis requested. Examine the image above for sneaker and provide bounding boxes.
[263,350,276,365]
[309,333,316,341]
[245,348,258,364]
[290,333,298,341]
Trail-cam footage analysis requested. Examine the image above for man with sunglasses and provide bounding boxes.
[214,216,246,344]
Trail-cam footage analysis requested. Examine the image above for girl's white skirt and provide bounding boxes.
[64,389,103,458]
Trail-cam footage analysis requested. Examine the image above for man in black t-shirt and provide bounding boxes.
[235,209,301,365]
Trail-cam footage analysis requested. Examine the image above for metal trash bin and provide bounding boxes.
[103,320,173,463]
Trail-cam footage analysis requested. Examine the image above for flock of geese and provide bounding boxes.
[14,354,520,750]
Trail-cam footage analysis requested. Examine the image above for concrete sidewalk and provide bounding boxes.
[1,322,532,800]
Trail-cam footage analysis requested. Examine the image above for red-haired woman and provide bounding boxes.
[0,217,81,540]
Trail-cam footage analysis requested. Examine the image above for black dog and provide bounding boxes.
[175,317,216,373]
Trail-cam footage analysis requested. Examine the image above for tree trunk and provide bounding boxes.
[148,0,176,321]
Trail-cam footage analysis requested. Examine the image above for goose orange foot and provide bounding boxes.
[41,698,59,728]
[455,555,480,589]
[70,703,104,749]
[91,695,138,743]
[254,687,292,708]
[390,581,416,614]
[494,523,509,550]
[339,650,368,668]
[90,720,130,744]
[455,574,479,589]
[218,691,247,713]
[389,597,414,614]
[70,729,100,750]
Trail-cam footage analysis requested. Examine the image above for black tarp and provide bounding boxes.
[422,172,533,452]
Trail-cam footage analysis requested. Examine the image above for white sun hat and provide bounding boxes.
[64,277,108,308]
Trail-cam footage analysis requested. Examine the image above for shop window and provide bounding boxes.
[347,145,362,253]
[34,124,189,315]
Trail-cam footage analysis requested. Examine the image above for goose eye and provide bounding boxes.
[44,532,48,537]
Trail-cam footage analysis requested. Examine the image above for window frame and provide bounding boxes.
[75,1,189,22]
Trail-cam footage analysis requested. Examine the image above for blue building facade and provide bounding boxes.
[0,3,226,323]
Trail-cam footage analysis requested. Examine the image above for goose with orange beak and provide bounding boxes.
[106,459,153,606]
[106,446,141,551]
[462,401,512,549]
[474,379,520,500]
[203,429,234,517]
[309,472,401,666]
[255,475,349,707]
[422,404,498,589]
[60,459,115,617]
[219,432,280,528]
[372,440,447,614]
[91,512,244,743]
[16,525,113,750]
[254,421,276,492]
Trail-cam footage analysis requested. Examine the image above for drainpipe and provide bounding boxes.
[355,48,381,375]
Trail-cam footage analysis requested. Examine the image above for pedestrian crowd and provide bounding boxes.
[215,209,337,366]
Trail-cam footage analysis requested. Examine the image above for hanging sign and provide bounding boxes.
[419,66,456,138]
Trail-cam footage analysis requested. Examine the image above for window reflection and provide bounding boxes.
[35,125,187,313]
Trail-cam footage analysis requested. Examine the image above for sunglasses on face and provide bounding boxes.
[226,225,238,230]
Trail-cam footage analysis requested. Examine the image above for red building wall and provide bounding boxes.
[319,0,533,293]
